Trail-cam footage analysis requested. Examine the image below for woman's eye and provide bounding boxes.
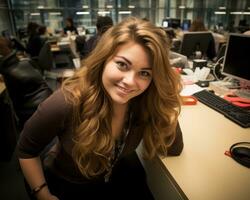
[116,62,128,71]
[139,71,152,79]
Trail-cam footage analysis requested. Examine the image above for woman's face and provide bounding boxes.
[102,41,152,106]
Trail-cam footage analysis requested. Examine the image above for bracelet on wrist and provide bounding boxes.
[31,182,47,195]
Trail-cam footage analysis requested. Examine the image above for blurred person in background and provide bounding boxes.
[84,16,114,56]
[0,36,52,129]
[63,17,78,35]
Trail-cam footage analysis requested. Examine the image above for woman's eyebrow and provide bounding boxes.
[115,56,152,70]
[115,56,132,65]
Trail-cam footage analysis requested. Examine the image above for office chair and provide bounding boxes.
[37,41,75,88]
[38,41,55,73]
[36,40,74,72]
[75,35,88,58]
[10,37,27,52]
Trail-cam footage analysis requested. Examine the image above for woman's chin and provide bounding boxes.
[111,94,131,105]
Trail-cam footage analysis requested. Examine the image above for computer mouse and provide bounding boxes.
[232,147,250,158]
[196,81,209,87]
[231,147,250,168]
[200,82,208,87]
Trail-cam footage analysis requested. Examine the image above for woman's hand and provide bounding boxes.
[35,187,59,200]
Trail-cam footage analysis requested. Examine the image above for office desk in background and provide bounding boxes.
[138,102,249,200]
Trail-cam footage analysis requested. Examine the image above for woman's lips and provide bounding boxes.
[116,85,134,94]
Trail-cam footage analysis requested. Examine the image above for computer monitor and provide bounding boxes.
[170,18,181,29]
[222,34,250,84]
[85,27,96,35]
[182,19,191,31]
[162,20,169,28]
[180,32,216,60]
[238,19,247,27]
[162,18,181,29]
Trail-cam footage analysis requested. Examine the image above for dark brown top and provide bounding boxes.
[17,89,183,183]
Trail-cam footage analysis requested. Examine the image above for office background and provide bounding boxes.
[0,0,250,37]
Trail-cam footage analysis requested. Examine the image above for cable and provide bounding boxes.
[212,56,224,81]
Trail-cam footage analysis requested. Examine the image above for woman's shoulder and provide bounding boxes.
[38,88,72,116]
[44,88,70,104]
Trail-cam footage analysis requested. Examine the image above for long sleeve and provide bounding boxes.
[17,89,72,158]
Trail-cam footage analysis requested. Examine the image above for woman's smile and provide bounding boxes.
[116,84,135,95]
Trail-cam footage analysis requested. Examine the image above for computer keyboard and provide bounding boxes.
[193,90,250,128]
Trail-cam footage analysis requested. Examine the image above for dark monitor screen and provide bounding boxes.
[171,18,181,29]
[180,32,216,60]
[222,34,250,82]
[238,19,247,27]
[162,18,181,29]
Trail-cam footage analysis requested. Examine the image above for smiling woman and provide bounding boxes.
[17,17,183,200]
[102,41,152,106]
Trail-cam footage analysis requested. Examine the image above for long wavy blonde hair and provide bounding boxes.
[62,17,182,178]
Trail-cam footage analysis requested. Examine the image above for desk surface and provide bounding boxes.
[161,102,249,200]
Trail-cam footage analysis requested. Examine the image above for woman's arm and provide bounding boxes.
[17,90,71,199]
[19,157,58,200]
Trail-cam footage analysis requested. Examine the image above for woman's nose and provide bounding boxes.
[123,72,136,85]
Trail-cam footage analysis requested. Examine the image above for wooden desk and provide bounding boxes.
[138,102,249,200]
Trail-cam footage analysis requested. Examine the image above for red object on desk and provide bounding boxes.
[182,96,197,105]
[173,67,182,74]
[224,150,232,157]
[223,94,250,108]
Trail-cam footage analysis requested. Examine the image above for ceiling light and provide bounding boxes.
[243,12,250,15]
[98,11,110,15]
[30,13,40,16]
[230,11,243,15]
[119,11,132,14]
[76,11,90,15]
[219,6,226,10]
[128,5,135,9]
[49,12,61,15]
[215,11,226,15]
[179,5,186,9]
